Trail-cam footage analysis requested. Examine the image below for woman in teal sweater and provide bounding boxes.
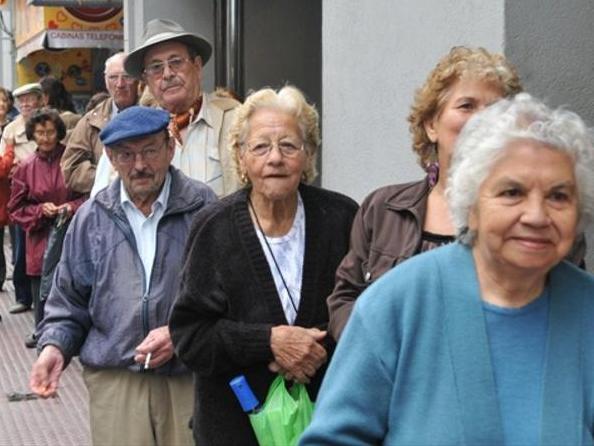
[301,93,594,445]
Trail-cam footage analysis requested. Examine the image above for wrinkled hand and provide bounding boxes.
[270,326,327,384]
[57,203,73,219]
[30,345,65,398]
[134,326,174,369]
[42,202,59,218]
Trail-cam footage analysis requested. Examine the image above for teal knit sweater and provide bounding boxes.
[301,243,594,445]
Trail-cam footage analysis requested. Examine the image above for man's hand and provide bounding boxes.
[270,326,327,384]
[30,345,65,398]
[134,326,174,369]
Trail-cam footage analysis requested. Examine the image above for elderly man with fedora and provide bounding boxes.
[92,19,240,197]
[30,106,217,446]
[0,83,44,315]
[61,52,139,195]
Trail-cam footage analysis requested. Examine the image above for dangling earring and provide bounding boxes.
[240,170,249,184]
[426,143,439,187]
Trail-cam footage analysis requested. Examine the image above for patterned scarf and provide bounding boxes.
[168,96,203,145]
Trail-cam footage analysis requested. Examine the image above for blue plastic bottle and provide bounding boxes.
[230,375,261,413]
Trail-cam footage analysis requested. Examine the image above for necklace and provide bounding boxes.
[247,196,299,315]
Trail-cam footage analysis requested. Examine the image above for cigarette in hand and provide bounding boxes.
[144,352,152,370]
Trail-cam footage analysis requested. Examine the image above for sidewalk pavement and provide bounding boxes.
[0,269,91,445]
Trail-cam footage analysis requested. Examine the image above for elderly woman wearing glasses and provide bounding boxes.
[8,108,85,347]
[169,85,358,445]
[301,93,594,444]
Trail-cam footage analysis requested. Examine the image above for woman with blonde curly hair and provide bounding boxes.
[328,46,524,339]
[169,85,358,445]
[304,92,594,446]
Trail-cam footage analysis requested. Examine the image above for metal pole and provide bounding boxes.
[214,0,226,88]
[226,0,243,98]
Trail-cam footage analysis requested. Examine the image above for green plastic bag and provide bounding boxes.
[249,375,314,446]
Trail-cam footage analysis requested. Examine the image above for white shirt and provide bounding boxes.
[171,94,223,195]
[90,147,117,197]
[89,102,120,197]
[254,194,305,324]
[120,172,171,293]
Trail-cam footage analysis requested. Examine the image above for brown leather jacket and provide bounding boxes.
[328,177,587,341]
[61,98,113,194]
[328,178,430,340]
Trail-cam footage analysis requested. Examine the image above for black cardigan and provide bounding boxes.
[170,183,358,445]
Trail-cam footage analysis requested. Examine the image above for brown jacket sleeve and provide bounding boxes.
[61,114,101,194]
[327,202,372,340]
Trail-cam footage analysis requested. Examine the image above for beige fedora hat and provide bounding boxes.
[124,19,212,78]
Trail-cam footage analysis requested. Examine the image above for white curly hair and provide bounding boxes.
[447,92,594,244]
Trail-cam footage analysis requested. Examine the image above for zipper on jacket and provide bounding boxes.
[142,292,149,338]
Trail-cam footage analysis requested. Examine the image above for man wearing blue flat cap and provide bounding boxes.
[30,106,216,446]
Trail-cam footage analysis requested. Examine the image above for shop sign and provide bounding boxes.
[46,29,123,49]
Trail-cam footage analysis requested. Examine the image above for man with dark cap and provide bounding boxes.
[93,19,239,197]
[30,106,216,446]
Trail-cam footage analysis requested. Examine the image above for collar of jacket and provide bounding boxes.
[186,92,240,133]
[94,165,207,219]
[87,97,115,131]
[382,176,431,225]
[35,143,65,162]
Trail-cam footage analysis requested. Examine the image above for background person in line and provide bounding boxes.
[0,86,14,295]
[327,47,525,340]
[2,83,44,315]
[61,52,139,195]
[301,93,594,444]
[39,76,81,143]
[169,86,358,445]
[30,106,216,446]
[92,18,240,197]
[8,109,85,348]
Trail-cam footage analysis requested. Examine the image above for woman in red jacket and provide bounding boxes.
[8,108,85,346]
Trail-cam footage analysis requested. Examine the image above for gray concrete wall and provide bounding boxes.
[321,0,504,201]
[505,0,594,269]
[505,0,594,126]
[124,0,215,91]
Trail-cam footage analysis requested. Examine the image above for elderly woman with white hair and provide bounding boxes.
[169,85,358,445]
[300,93,594,445]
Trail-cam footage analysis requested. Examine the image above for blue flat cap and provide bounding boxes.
[100,106,170,147]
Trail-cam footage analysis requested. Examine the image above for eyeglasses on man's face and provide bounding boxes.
[243,139,305,158]
[112,139,168,165]
[105,73,136,84]
[143,57,192,78]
